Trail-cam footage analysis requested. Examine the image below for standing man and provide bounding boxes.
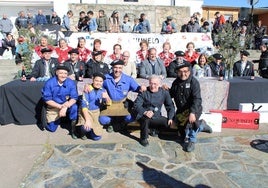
[27,48,59,81]
[139,48,167,79]
[63,48,85,81]
[137,13,151,33]
[233,50,254,77]
[0,14,13,36]
[134,75,175,147]
[122,51,137,78]
[161,16,177,34]
[50,11,61,25]
[42,65,78,138]
[15,11,28,30]
[169,62,212,152]
[259,44,268,78]
[35,10,47,25]
[99,59,146,133]
[254,20,266,50]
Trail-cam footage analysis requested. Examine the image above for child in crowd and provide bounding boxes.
[121,14,132,33]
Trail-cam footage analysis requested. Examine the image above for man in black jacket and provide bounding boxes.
[233,50,254,77]
[169,62,212,152]
[27,48,59,81]
[134,75,175,147]
[259,44,268,78]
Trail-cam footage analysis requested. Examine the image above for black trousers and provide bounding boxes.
[138,116,169,139]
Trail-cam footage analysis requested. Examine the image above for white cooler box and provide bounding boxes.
[239,103,268,123]
[199,112,222,132]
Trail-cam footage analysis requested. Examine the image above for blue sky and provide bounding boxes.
[203,0,268,8]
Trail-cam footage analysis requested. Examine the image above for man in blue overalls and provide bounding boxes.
[100,59,146,132]
[42,65,78,138]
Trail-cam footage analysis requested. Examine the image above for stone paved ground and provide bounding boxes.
[20,129,268,188]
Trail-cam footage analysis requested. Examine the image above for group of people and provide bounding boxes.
[22,31,268,153]
[41,56,212,152]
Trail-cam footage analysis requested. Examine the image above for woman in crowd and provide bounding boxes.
[92,39,107,57]
[55,38,73,63]
[109,10,120,33]
[192,53,212,78]
[34,35,54,58]
[15,36,29,64]
[77,37,91,63]
[136,40,149,65]
[158,41,175,67]
[184,42,199,65]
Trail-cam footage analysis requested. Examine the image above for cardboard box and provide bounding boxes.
[210,110,259,130]
[199,113,222,132]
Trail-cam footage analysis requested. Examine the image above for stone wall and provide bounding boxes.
[68,4,190,33]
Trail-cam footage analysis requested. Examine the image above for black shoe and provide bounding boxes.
[149,129,159,137]
[186,142,195,152]
[140,139,149,147]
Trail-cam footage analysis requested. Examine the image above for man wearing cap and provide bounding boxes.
[233,50,254,77]
[258,44,268,78]
[161,16,177,34]
[42,65,78,138]
[169,62,212,152]
[139,48,167,79]
[99,59,146,132]
[209,53,225,78]
[86,50,110,78]
[167,50,188,77]
[78,72,111,140]
[134,75,175,147]
[63,48,85,81]
[137,13,151,33]
[27,48,59,81]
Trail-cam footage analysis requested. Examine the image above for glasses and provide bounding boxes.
[123,55,129,57]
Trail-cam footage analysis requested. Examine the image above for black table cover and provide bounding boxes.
[227,77,268,110]
[0,80,45,125]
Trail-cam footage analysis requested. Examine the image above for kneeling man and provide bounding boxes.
[134,75,175,147]
[42,65,78,137]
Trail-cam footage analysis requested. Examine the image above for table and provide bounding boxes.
[227,77,268,110]
[0,77,229,125]
[0,80,45,125]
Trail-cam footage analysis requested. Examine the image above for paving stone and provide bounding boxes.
[165,164,177,170]
[44,170,92,188]
[72,151,103,166]
[187,173,210,187]
[46,151,72,169]
[226,172,268,188]
[245,164,266,174]
[189,162,218,170]
[114,169,144,180]
[148,159,165,170]
[80,143,116,151]
[221,151,240,160]
[217,161,246,172]
[168,166,195,181]
[97,151,134,167]
[135,154,151,164]
[55,144,79,154]
[205,172,237,188]
[81,166,107,180]
[123,142,164,158]
[198,137,219,143]
[237,152,263,165]
[99,179,127,188]
[195,144,221,161]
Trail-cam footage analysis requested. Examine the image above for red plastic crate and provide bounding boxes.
[209,110,259,130]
